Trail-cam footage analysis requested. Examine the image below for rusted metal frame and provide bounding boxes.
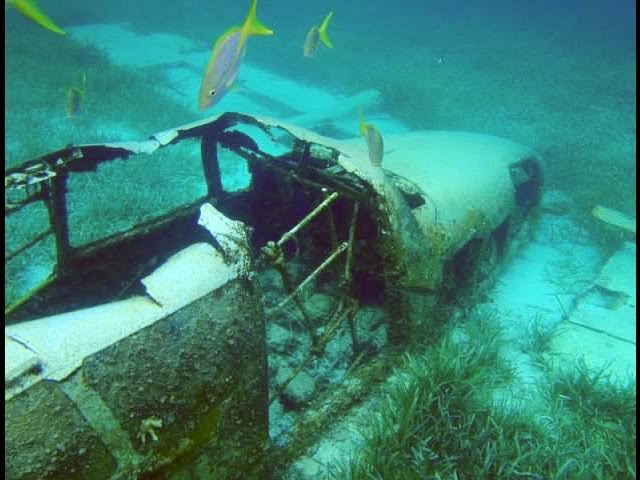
[4,172,69,315]
[4,143,139,262]
[327,208,339,249]
[5,273,57,317]
[310,295,355,356]
[268,300,355,405]
[220,111,282,142]
[5,147,86,192]
[223,138,371,203]
[260,157,333,194]
[268,197,358,349]
[5,185,48,216]
[5,160,57,190]
[13,199,207,314]
[8,198,206,316]
[200,130,224,201]
[344,202,361,354]
[293,139,312,177]
[42,171,72,275]
[344,202,360,285]
[277,192,340,247]
[325,190,339,250]
[5,144,146,194]
[262,240,316,334]
[271,242,348,314]
[229,144,331,194]
[5,153,72,314]
[264,192,340,339]
[72,199,205,260]
[216,128,369,200]
[5,196,42,215]
[301,161,371,201]
[5,228,53,262]
[309,172,371,207]
[237,138,366,346]
[8,146,78,173]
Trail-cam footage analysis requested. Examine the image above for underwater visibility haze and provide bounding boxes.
[4,0,636,478]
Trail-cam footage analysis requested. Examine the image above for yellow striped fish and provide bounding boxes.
[359,109,384,167]
[303,11,334,58]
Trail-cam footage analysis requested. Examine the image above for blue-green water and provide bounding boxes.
[6,0,636,204]
[4,1,636,478]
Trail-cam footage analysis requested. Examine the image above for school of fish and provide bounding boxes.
[7,0,384,166]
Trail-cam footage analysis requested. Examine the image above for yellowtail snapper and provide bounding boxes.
[359,109,384,167]
[66,73,86,118]
[198,0,273,111]
[303,11,334,58]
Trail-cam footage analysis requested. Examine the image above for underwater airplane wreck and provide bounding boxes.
[5,112,542,479]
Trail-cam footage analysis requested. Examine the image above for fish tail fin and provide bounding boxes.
[9,0,66,35]
[244,0,274,36]
[318,11,334,48]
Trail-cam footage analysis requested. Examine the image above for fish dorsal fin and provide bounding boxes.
[318,11,334,49]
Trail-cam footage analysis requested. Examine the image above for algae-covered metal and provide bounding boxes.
[5,112,542,478]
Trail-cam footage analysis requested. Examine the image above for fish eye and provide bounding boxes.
[209,89,216,96]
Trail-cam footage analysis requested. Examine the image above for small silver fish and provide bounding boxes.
[303,11,334,58]
[66,73,86,118]
[359,110,384,167]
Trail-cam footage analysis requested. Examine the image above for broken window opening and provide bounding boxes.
[5,115,388,335]
[66,140,206,248]
[212,136,388,318]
